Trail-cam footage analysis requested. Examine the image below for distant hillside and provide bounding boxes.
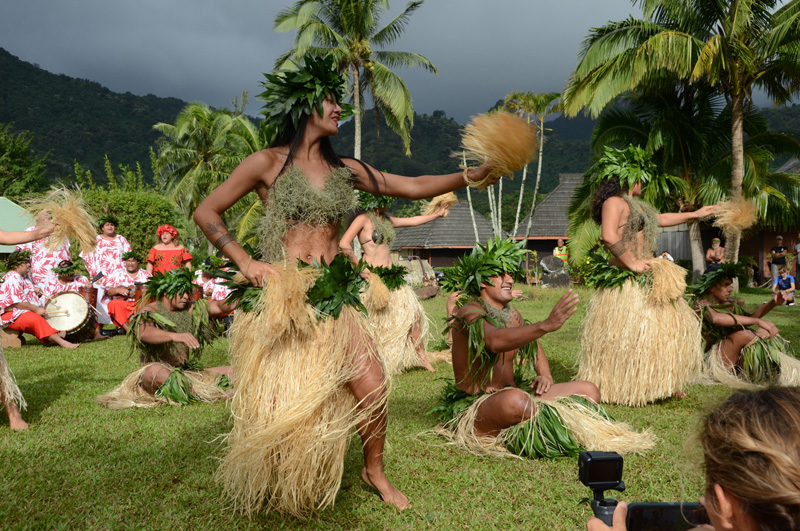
[0,47,186,181]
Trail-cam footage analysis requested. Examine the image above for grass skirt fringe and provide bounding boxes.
[577,276,703,406]
[436,390,654,459]
[216,262,387,518]
[702,339,800,388]
[0,345,26,411]
[96,363,229,409]
[367,285,430,376]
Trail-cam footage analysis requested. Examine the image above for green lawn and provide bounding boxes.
[1,286,792,530]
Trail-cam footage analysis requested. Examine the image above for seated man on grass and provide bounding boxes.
[692,262,800,387]
[0,250,78,349]
[432,238,652,459]
[97,268,234,409]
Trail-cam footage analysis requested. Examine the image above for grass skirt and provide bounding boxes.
[0,344,26,411]
[215,262,387,518]
[577,278,703,406]
[96,363,229,409]
[366,285,429,376]
[702,338,800,389]
[436,388,654,459]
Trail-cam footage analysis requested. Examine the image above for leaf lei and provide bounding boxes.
[303,254,367,319]
[370,264,408,290]
[581,249,649,290]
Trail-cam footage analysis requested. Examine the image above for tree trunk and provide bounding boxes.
[487,185,498,237]
[512,164,528,238]
[688,219,705,282]
[523,122,546,241]
[353,66,362,160]
[727,94,745,291]
[466,185,480,243]
[497,178,503,235]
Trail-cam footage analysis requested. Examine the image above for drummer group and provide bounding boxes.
[0,215,228,348]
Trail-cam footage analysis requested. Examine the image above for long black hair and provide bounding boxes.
[590,176,627,224]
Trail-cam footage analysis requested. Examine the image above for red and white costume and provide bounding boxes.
[0,271,58,340]
[103,268,151,328]
[80,235,131,324]
[15,226,72,287]
[41,275,90,300]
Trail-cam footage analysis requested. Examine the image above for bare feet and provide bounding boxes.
[47,334,79,349]
[418,351,435,372]
[362,467,409,510]
[9,417,29,430]
[673,391,687,399]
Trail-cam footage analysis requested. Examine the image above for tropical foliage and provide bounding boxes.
[274,0,436,157]
[563,0,800,266]
[0,123,48,199]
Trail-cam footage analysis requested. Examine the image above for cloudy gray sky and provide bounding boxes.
[1,0,642,123]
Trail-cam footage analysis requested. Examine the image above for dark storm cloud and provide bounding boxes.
[0,0,639,123]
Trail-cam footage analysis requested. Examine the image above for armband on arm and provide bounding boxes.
[213,233,235,251]
[607,240,626,258]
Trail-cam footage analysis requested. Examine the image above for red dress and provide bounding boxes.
[146,247,192,274]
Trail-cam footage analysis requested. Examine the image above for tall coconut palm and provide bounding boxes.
[562,0,800,265]
[274,0,437,158]
[503,91,561,240]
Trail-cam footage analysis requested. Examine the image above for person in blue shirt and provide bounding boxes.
[772,265,796,306]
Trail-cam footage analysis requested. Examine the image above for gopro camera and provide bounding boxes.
[578,451,625,526]
[578,451,710,530]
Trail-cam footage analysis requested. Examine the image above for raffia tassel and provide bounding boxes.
[422,192,458,216]
[24,186,97,253]
[362,274,390,312]
[456,111,540,190]
[648,259,687,304]
[367,285,430,375]
[712,197,758,236]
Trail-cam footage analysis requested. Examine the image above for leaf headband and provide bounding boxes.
[443,238,529,297]
[590,145,657,189]
[145,268,197,300]
[358,191,395,211]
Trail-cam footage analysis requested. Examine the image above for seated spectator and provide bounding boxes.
[772,265,796,306]
[0,251,78,349]
[146,225,192,274]
[104,251,151,332]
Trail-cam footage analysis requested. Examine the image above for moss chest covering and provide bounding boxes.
[257,166,357,261]
[622,196,659,260]
[366,212,396,246]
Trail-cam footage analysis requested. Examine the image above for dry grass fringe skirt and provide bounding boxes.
[437,390,654,458]
[366,285,429,376]
[0,344,26,411]
[702,341,800,389]
[577,279,703,406]
[215,262,388,518]
[96,363,229,409]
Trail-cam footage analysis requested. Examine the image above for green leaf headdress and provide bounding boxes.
[358,191,395,211]
[121,251,142,263]
[443,237,529,297]
[590,145,657,190]
[198,255,226,273]
[52,259,82,276]
[687,261,748,298]
[145,268,197,301]
[258,54,354,133]
[97,215,119,229]
[5,250,32,270]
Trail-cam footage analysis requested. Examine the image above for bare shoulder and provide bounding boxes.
[455,301,486,325]
[140,302,158,313]
[602,195,628,212]
[233,148,287,187]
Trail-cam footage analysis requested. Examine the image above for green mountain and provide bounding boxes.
[0,47,185,181]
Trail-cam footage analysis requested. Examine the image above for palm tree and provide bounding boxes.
[562,0,800,265]
[567,81,800,277]
[503,91,561,240]
[274,0,437,158]
[153,102,273,251]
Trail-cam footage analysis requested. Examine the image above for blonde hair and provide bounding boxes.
[699,387,800,530]
[779,265,789,275]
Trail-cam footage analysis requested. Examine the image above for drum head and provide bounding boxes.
[46,291,90,332]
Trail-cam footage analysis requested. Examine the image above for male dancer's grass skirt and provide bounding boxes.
[432,380,654,459]
[577,259,703,406]
[0,344,26,412]
[703,335,800,389]
[215,262,387,518]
